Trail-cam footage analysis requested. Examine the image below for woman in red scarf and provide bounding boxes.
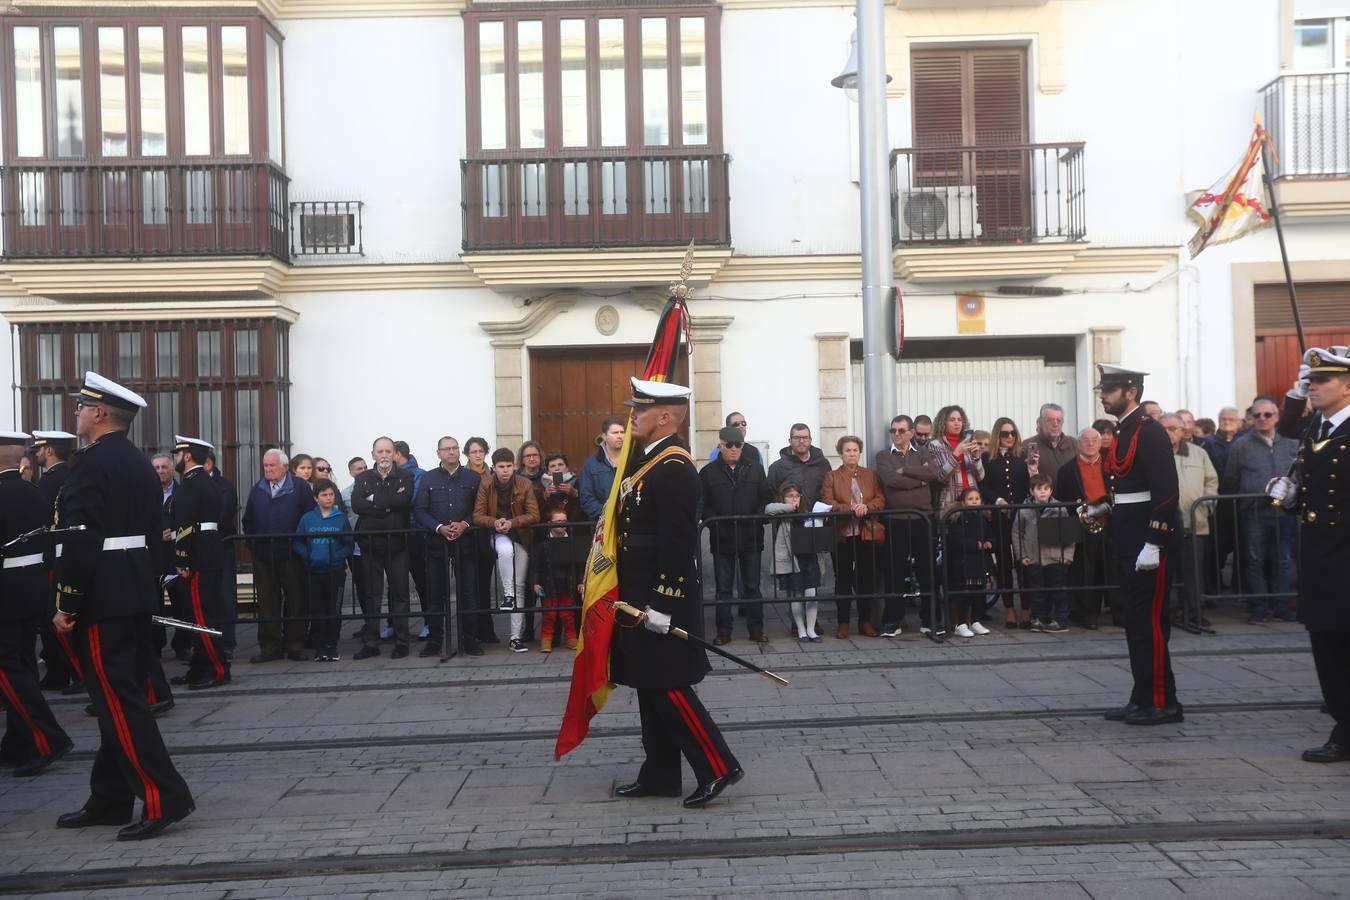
[930,405,986,511]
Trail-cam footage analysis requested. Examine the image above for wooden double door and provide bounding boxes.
[529,346,689,475]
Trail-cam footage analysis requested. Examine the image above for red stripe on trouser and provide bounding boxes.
[189,573,226,680]
[0,670,52,756]
[89,624,162,820]
[667,689,728,779]
[145,678,157,705]
[53,629,84,679]
[1151,556,1168,709]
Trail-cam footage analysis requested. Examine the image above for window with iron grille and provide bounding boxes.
[17,319,290,483]
[291,201,363,256]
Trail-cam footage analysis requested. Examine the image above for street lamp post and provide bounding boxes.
[833,1,896,456]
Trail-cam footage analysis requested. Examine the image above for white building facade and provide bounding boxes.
[0,0,1346,480]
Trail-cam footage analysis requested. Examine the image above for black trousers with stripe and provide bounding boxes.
[184,571,229,682]
[635,686,740,790]
[1114,508,1178,710]
[76,615,193,820]
[0,616,70,761]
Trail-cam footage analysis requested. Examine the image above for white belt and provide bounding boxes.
[199,522,218,531]
[103,535,147,551]
[54,544,62,558]
[3,553,44,569]
[1114,492,1151,505]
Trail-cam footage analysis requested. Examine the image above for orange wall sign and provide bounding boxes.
[957,293,986,334]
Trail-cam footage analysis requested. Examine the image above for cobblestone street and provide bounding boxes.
[2,614,1347,898]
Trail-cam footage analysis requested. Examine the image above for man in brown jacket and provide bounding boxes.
[873,415,939,636]
[473,448,540,652]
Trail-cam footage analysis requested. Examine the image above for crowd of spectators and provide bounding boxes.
[22,392,1293,667]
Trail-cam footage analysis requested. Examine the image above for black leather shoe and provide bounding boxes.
[683,768,744,808]
[169,674,190,686]
[249,653,282,664]
[419,643,441,658]
[14,741,72,777]
[286,650,309,662]
[84,704,97,717]
[57,806,132,828]
[61,680,86,696]
[1103,703,1140,722]
[1301,741,1350,763]
[353,646,380,660]
[188,673,230,690]
[117,806,194,841]
[1123,705,1184,726]
[39,674,69,692]
[614,781,681,798]
[464,643,484,657]
[150,699,175,717]
[391,644,410,660]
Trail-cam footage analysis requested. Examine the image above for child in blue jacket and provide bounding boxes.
[295,479,355,661]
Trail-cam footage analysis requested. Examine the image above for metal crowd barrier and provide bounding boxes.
[185,494,1303,662]
[1187,492,1301,632]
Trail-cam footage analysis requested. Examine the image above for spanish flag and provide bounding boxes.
[554,293,690,759]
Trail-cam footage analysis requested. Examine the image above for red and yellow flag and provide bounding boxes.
[554,294,690,759]
[1186,124,1275,257]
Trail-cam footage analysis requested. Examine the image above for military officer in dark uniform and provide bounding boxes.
[610,377,744,808]
[30,431,84,693]
[1087,365,1183,725]
[168,436,230,690]
[52,372,194,840]
[1275,346,1350,763]
[0,431,73,776]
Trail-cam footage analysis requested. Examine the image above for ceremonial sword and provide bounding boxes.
[613,600,789,686]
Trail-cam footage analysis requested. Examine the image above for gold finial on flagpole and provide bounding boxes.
[669,240,696,301]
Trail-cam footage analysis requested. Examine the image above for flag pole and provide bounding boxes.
[1258,128,1307,352]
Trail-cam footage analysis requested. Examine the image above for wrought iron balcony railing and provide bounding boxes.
[290,200,363,257]
[0,161,289,261]
[461,152,730,251]
[1262,71,1350,178]
[890,143,1086,246]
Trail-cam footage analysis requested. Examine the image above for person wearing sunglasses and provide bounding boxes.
[982,418,1032,630]
[873,415,937,637]
[1221,395,1298,624]
[708,412,762,470]
[52,372,196,839]
[701,426,773,645]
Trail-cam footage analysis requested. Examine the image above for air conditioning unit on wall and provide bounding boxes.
[898,186,982,242]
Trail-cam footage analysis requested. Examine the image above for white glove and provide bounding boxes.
[642,606,672,635]
[1266,476,1295,504]
[1083,502,1111,519]
[1135,543,1161,571]
[1289,364,1310,400]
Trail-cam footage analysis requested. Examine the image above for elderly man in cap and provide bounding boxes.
[29,431,85,693]
[701,424,773,645]
[169,435,230,690]
[1088,365,1183,726]
[611,377,744,808]
[1276,346,1350,763]
[0,430,73,777]
[52,373,194,840]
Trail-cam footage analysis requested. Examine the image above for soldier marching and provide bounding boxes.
[609,377,744,807]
